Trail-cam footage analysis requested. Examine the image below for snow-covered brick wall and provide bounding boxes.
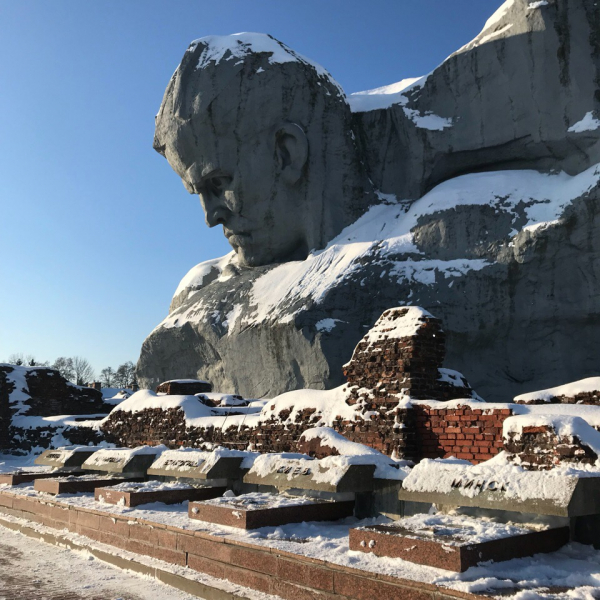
[0,364,111,453]
[514,377,600,405]
[343,306,479,404]
[503,415,600,469]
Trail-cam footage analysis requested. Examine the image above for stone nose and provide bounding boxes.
[199,194,231,227]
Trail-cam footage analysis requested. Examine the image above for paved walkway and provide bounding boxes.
[0,527,197,600]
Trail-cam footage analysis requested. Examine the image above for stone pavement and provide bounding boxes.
[0,528,196,600]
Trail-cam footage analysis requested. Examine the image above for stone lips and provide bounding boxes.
[349,524,571,572]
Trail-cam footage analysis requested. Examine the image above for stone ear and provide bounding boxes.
[275,123,308,185]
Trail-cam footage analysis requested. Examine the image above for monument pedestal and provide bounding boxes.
[349,519,570,572]
[0,472,63,486]
[95,484,226,507]
[34,475,144,495]
[189,493,355,529]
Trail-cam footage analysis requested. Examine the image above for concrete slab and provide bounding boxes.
[0,472,62,486]
[34,447,100,470]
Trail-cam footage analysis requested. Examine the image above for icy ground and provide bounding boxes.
[0,526,199,600]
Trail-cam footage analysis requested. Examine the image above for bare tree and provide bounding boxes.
[7,353,25,366]
[100,366,115,387]
[53,357,75,381]
[72,356,95,386]
[114,361,136,388]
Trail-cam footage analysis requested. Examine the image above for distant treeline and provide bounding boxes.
[4,353,136,388]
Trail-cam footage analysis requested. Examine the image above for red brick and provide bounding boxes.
[456,453,474,460]
[157,529,177,549]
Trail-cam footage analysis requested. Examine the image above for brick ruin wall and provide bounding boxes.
[504,425,599,469]
[101,307,600,468]
[0,365,110,452]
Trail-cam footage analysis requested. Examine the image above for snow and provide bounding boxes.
[100,479,198,493]
[109,389,214,420]
[403,454,600,505]
[4,479,600,599]
[528,1,549,8]
[568,112,600,133]
[161,378,210,385]
[172,252,234,300]
[82,445,166,469]
[515,377,600,403]
[315,318,342,333]
[363,513,538,546]
[165,162,600,331]
[0,525,205,600]
[504,415,600,457]
[298,427,412,485]
[248,431,411,485]
[200,491,318,511]
[348,76,426,112]
[190,33,345,97]
[149,446,257,473]
[347,307,433,362]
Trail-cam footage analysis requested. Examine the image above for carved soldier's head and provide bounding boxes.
[154,33,374,267]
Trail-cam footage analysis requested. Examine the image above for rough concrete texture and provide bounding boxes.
[138,0,600,402]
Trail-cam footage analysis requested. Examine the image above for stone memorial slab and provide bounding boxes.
[243,455,376,494]
[349,514,570,572]
[34,474,144,495]
[399,461,600,517]
[95,481,226,507]
[188,492,355,529]
[34,447,101,470]
[146,449,247,482]
[81,447,162,477]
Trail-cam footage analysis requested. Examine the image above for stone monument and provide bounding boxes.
[138,0,600,402]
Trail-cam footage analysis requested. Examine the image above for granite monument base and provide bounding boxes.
[34,475,145,495]
[189,495,355,529]
[95,485,226,507]
[0,471,72,486]
[349,521,570,572]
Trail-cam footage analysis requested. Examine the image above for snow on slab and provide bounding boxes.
[102,480,197,493]
[201,491,318,511]
[300,428,413,481]
[403,454,600,505]
[150,447,257,472]
[568,112,600,133]
[189,33,345,97]
[369,513,539,546]
[83,445,166,468]
[515,377,600,403]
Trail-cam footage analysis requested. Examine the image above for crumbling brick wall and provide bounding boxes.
[504,425,598,469]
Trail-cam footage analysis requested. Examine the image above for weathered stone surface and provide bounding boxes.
[138,1,600,404]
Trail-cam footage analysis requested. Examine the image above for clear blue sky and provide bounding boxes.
[0,0,502,375]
